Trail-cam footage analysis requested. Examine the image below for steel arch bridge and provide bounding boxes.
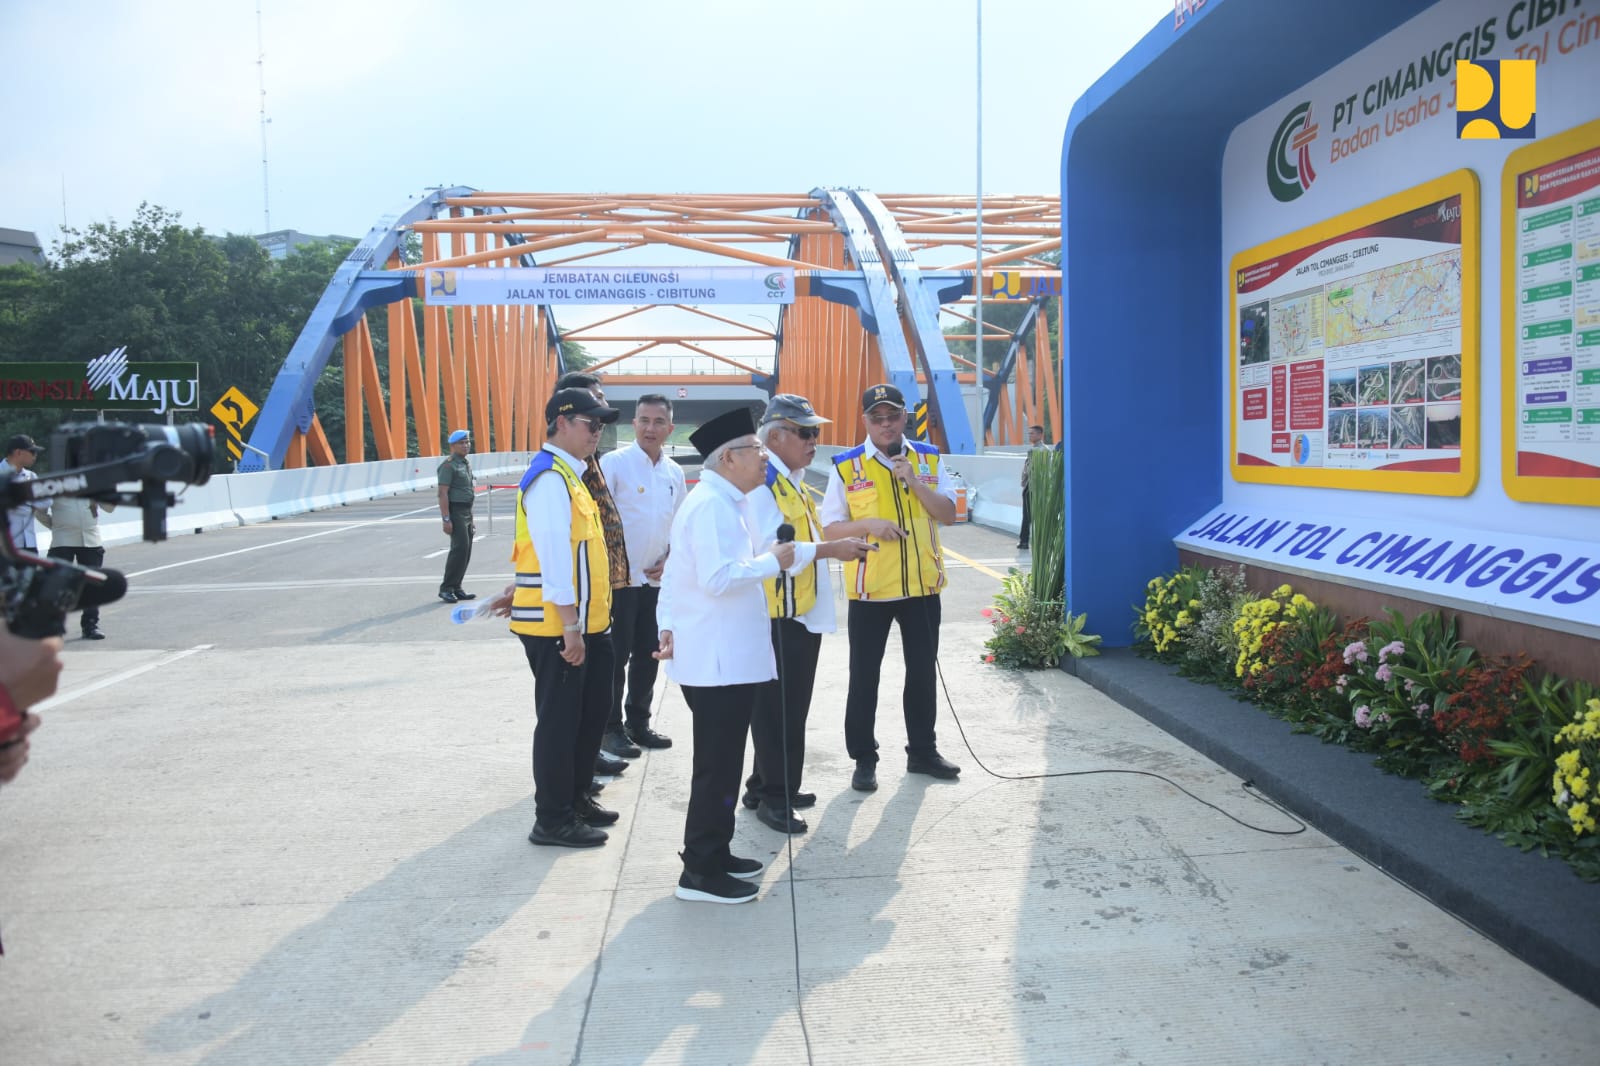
[239,189,1061,471]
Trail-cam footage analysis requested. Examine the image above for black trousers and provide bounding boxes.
[680,682,758,873]
[518,630,614,827]
[441,504,475,592]
[844,595,942,766]
[1019,487,1031,546]
[47,545,106,629]
[746,619,821,805]
[607,585,663,731]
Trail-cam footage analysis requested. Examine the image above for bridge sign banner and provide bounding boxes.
[422,266,795,306]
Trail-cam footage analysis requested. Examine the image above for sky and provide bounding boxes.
[0,0,1174,250]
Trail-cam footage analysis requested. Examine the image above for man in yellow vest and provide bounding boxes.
[492,387,622,848]
[821,383,961,793]
[742,394,873,834]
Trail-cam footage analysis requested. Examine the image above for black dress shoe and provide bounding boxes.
[81,626,106,641]
[602,729,642,759]
[452,589,476,600]
[791,791,816,809]
[741,790,760,810]
[586,780,605,795]
[625,724,673,749]
[528,818,607,848]
[756,801,807,834]
[907,751,962,779]
[851,762,878,792]
[594,752,629,776]
[574,794,620,826]
[724,854,766,880]
[438,589,458,604]
[676,868,758,904]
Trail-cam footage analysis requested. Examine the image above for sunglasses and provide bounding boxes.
[571,415,605,433]
[777,424,821,441]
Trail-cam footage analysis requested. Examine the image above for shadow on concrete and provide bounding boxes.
[477,780,927,1064]
[143,798,547,1064]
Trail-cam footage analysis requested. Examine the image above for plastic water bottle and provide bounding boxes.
[450,600,495,624]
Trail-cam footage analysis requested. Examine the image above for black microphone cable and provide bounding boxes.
[902,486,1306,837]
[771,521,818,1065]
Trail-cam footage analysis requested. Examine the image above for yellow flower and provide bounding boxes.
[1556,750,1582,774]
[1570,770,1591,799]
[1274,584,1292,597]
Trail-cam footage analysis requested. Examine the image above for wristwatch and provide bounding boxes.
[562,622,582,633]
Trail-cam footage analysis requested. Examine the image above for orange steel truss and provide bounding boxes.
[321,192,1059,462]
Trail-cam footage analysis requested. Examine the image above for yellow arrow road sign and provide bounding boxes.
[210,386,259,438]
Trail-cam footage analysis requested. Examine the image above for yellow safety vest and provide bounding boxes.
[762,464,820,619]
[510,450,612,636]
[832,442,947,601]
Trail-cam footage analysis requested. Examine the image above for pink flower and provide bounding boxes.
[1335,674,1349,692]
[984,654,996,663]
[1378,640,1406,663]
[1404,679,1421,696]
[981,608,993,618]
[1413,701,1430,718]
[1377,712,1391,724]
[1015,625,1027,635]
[1375,664,1392,683]
[1342,641,1369,665]
[1354,705,1373,728]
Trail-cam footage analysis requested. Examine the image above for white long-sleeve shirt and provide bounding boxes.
[522,442,591,607]
[1,459,48,551]
[656,469,781,687]
[745,454,837,635]
[599,442,685,587]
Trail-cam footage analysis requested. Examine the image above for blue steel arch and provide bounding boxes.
[239,187,568,471]
[806,187,977,454]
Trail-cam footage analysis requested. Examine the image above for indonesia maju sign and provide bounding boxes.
[0,347,201,414]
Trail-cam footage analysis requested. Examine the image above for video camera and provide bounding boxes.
[1,420,214,638]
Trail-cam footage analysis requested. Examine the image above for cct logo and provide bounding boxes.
[1457,60,1535,139]
[1267,102,1319,202]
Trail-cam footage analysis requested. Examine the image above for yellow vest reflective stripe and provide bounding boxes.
[510,452,612,636]
[832,443,946,601]
[762,465,820,620]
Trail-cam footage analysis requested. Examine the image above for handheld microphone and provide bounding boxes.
[884,439,910,492]
[776,523,795,544]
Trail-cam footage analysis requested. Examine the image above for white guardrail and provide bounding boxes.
[34,446,1032,551]
[36,451,539,551]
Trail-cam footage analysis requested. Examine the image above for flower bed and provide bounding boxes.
[1135,563,1600,881]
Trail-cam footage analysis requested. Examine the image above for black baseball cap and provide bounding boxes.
[761,393,830,427]
[4,434,41,454]
[545,387,620,424]
[861,383,906,411]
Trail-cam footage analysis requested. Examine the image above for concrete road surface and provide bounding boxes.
[2,488,1597,1064]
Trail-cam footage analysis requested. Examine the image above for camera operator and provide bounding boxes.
[1,434,50,551]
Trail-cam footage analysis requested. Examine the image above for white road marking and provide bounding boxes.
[34,645,214,711]
[125,503,442,578]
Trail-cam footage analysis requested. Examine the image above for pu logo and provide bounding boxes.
[1524,172,1540,200]
[426,269,458,298]
[1457,59,1536,139]
[989,270,1025,299]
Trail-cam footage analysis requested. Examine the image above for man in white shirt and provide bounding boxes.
[655,406,796,904]
[1,435,49,552]
[598,393,685,755]
[46,496,115,640]
[742,394,872,834]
